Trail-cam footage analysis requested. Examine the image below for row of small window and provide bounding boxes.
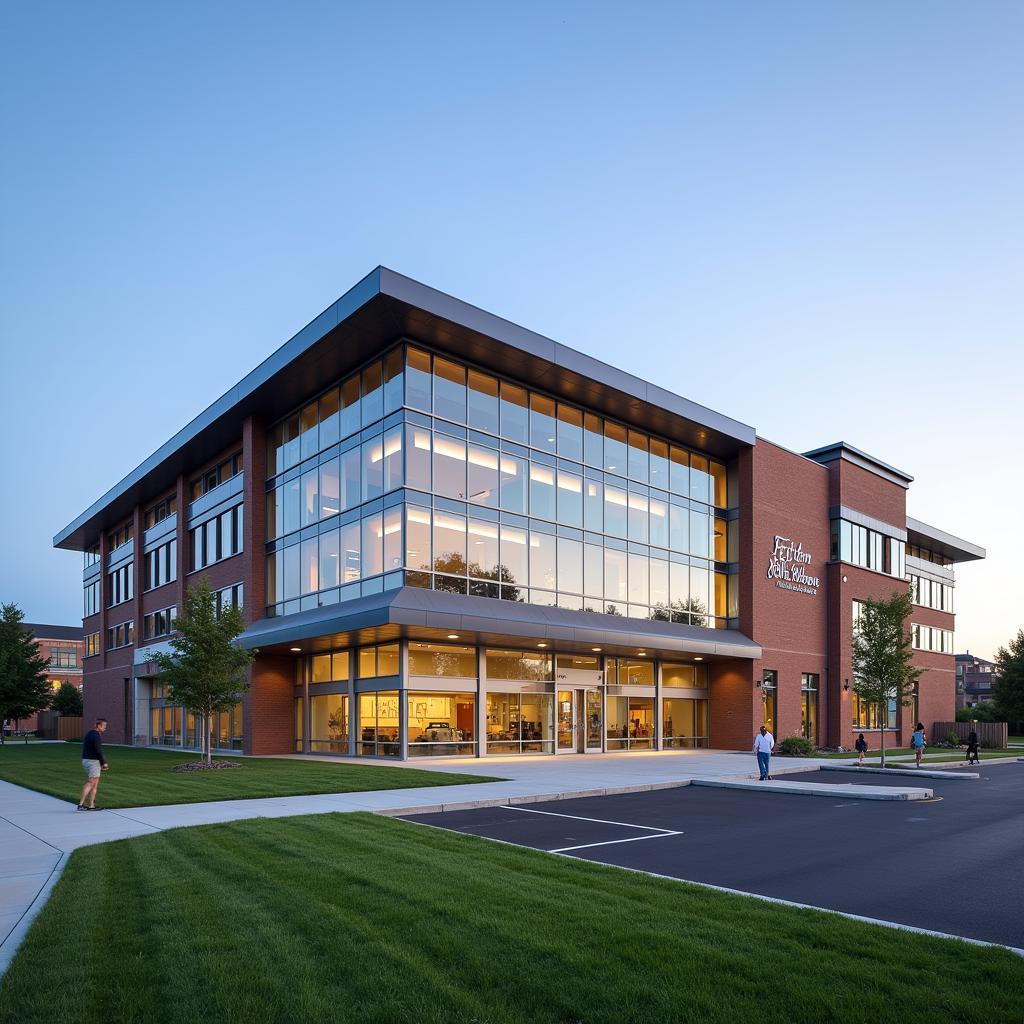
[107,621,134,650]
[831,520,906,579]
[907,544,952,568]
[266,503,734,623]
[108,523,133,551]
[191,453,242,502]
[107,564,134,607]
[295,691,710,757]
[304,644,710,687]
[148,703,243,750]
[145,496,177,531]
[47,644,80,669]
[267,343,731,505]
[912,623,954,654]
[143,606,177,641]
[190,505,244,571]
[908,574,954,613]
[84,580,100,617]
[852,693,897,730]
[84,546,100,569]
[84,633,100,658]
[144,541,177,591]
[267,422,732,556]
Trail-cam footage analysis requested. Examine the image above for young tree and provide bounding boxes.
[151,579,253,765]
[0,604,52,743]
[992,628,1024,730]
[51,681,84,717]
[850,590,923,767]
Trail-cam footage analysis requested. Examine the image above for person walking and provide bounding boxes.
[965,730,980,766]
[78,718,109,810]
[911,722,927,768]
[855,732,868,766]
[753,725,775,780]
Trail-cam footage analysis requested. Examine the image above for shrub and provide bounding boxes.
[980,736,1001,749]
[957,702,999,723]
[777,736,815,757]
[943,731,962,748]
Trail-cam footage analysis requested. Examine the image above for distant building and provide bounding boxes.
[956,652,999,709]
[15,623,84,732]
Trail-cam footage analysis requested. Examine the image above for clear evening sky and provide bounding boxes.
[1,3,1020,659]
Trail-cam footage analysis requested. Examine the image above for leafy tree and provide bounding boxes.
[955,701,998,724]
[151,579,253,765]
[992,629,1024,729]
[51,681,84,717]
[0,604,52,742]
[850,590,923,767]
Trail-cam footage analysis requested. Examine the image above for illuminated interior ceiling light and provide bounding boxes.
[537,642,548,648]
[693,656,703,661]
[591,647,602,652]
[290,647,301,652]
[447,634,459,640]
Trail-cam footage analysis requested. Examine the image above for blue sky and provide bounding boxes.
[1,2,1020,657]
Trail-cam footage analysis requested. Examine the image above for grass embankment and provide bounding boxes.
[1,814,1020,1024]
[0,743,498,808]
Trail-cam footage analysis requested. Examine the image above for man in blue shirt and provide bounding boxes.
[78,718,109,810]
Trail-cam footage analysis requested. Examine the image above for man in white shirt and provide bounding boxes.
[753,725,775,780]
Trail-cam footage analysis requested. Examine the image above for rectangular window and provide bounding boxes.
[357,691,400,757]
[310,693,349,753]
[143,606,177,641]
[485,692,553,754]
[801,673,818,743]
[408,643,477,677]
[357,643,400,678]
[144,540,177,591]
[84,580,100,617]
[106,621,134,650]
[190,451,242,500]
[408,693,476,756]
[144,496,177,531]
[84,632,100,658]
[663,697,710,749]
[761,670,777,733]
[485,649,553,681]
[190,506,243,570]
[106,563,134,607]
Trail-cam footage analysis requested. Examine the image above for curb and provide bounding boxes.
[689,778,932,801]
[825,766,979,780]
[0,852,67,980]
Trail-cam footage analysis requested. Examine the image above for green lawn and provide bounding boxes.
[814,747,1018,761]
[1,814,1020,1024]
[0,743,498,808]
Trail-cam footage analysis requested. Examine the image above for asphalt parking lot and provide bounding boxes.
[402,763,1024,948]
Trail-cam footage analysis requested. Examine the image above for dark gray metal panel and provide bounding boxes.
[828,504,908,541]
[905,517,985,562]
[803,442,914,488]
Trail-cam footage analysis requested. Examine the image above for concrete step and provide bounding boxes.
[690,777,932,801]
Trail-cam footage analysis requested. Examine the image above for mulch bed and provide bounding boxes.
[172,760,242,773]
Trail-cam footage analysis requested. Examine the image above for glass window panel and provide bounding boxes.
[690,454,712,503]
[361,361,383,426]
[499,452,527,514]
[283,542,300,601]
[332,651,350,680]
[433,433,467,499]
[433,511,467,575]
[339,375,361,440]
[604,483,627,538]
[434,357,467,423]
[499,382,529,442]
[362,437,384,502]
[627,431,649,482]
[669,447,689,495]
[500,525,528,588]
[406,424,432,492]
[382,426,403,493]
[627,552,648,605]
[319,457,341,519]
[650,496,669,548]
[584,477,603,532]
[711,461,728,508]
[584,543,603,598]
[311,653,332,683]
[690,509,710,558]
[713,518,728,561]
[606,695,628,749]
[556,404,583,461]
[300,537,319,595]
[529,463,556,521]
[341,447,361,511]
[282,476,300,536]
[557,537,583,594]
[408,693,476,755]
[529,531,557,592]
[627,491,649,542]
[319,387,340,449]
[690,565,710,625]
[319,526,341,589]
[311,693,348,752]
[467,444,499,507]
[378,644,400,676]
[650,558,669,610]
[406,347,432,411]
[383,507,402,572]
[485,649,553,680]
[603,421,627,475]
[530,394,557,453]
[300,402,319,460]
[604,548,627,603]
[362,513,384,578]
[649,439,669,491]
[358,648,377,678]
[468,519,499,579]
[301,469,319,528]
[341,520,361,582]
[670,561,689,613]
[383,348,404,413]
[556,470,583,528]
[408,645,477,677]
[583,413,603,467]
[467,369,499,434]
[715,572,728,618]
[405,506,432,571]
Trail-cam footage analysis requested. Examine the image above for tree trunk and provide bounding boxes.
[206,710,213,766]
[880,725,886,768]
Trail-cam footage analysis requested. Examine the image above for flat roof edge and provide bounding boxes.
[905,517,986,562]
[802,441,914,489]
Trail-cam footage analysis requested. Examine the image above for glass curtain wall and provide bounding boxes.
[662,698,709,748]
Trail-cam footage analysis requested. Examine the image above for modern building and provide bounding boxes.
[15,623,84,732]
[955,652,999,709]
[54,268,986,758]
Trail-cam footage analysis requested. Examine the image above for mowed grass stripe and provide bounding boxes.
[0,743,498,807]
[1,814,1021,1024]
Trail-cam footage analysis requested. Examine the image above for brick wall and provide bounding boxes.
[246,653,295,755]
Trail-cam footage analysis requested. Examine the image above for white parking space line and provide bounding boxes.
[550,831,683,854]
[505,805,676,833]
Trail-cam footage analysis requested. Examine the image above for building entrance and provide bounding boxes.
[556,688,603,753]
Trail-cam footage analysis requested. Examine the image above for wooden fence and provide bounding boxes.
[35,712,84,741]
[933,720,1007,748]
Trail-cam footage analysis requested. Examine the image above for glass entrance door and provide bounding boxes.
[556,690,576,752]
[582,689,602,752]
